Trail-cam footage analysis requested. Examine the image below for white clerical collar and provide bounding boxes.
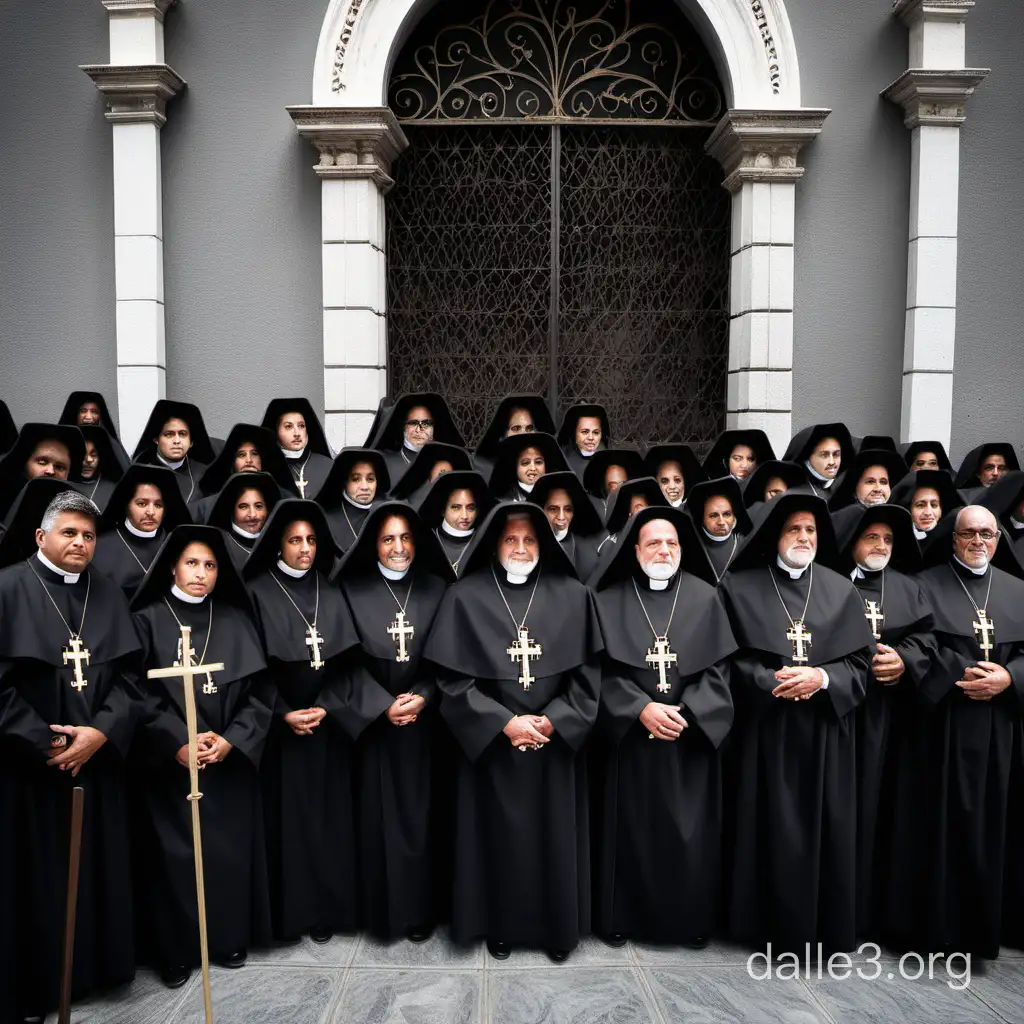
[501,561,537,584]
[553,526,570,542]
[776,554,809,579]
[953,554,988,576]
[703,527,733,543]
[276,558,309,578]
[1011,516,1024,531]
[518,480,535,494]
[403,438,422,454]
[647,576,670,591]
[851,566,864,581]
[442,520,475,539]
[579,448,596,458]
[913,526,927,540]
[156,452,185,471]
[36,549,80,584]
[124,517,159,539]
[669,498,684,508]
[231,522,262,540]
[281,446,306,461]
[343,490,373,509]
[170,583,206,604]
[804,460,834,487]
[378,562,410,581]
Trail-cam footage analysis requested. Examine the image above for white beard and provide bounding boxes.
[781,545,816,569]
[858,553,891,572]
[501,555,539,578]
[641,558,679,581]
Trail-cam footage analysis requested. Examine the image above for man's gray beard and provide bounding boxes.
[641,558,679,581]
[859,553,891,571]
[781,545,816,569]
[501,555,539,576]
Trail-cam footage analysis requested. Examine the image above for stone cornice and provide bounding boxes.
[102,0,176,18]
[883,68,990,128]
[80,63,186,126]
[892,0,975,26]
[704,108,830,192]
[286,106,409,190]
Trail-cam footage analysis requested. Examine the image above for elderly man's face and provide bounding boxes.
[953,507,999,569]
[853,522,893,571]
[498,516,539,573]
[635,519,680,580]
[777,510,817,569]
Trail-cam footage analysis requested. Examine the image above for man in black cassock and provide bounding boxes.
[643,444,707,509]
[782,422,855,496]
[203,471,282,570]
[487,432,567,504]
[0,424,86,523]
[425,502,602,961]
[556,403,610,479]
[0,486,142,1022]
[131,525,273,987]
[390,441,474,508]
[244,500,362,943]
[686,476,751,584]
[260,398,334,500]
[326,502,454,941]
[315,448,390,554]
[980,469,1024,560]
[955,443,1019,503]
[720,492,873,955]
[591,507,736,946]
[529,470,605,583]
[702,428,775,484]
[57,390,131,472]
[831,503,935,936]
[131,400,216,505]
[418,469,491,577]
[472,395,555,481]
[91,465,192,599]
[884,506,1024,958]
[370,392,467,487]
[72,426,124,511]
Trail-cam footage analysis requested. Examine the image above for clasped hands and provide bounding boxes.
[956,661,1011,701]
[772,666,824,700]
[640,702,687,741]
[871,643,904,685]
[175,731,233,769]
[503,714,553,750]
[386,693,425,726]
[284,707,327,736]
[46,724,107,776]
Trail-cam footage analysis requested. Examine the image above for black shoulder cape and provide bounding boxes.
[916,562,1024,644]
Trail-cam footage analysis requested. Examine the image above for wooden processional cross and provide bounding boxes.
[974,611,995,658]
[62,635,91,692]
[507,628,542,691]
[388,611,415,663]
[864,600,884,640]
[146,624,224,1024]
[786,621,812,664]
[645,636,677,694]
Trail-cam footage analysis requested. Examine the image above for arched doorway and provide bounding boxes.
[383,0,731,449]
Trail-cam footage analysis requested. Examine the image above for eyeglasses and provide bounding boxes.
[956,529,998,542]
[405,419,434,429]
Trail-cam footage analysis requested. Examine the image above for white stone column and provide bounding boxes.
[705,109,829,456]
[884,0,988,449]
[287,107,407,452]
[81,0,184,454]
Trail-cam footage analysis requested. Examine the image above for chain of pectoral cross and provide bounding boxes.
[27,561,92,692]
[269,569,324,670]
[950,563,996,657]
[491,563,543,690]
[382,575,416,663]
[632,575,683,694]
[162,598,218,694]
[769,564,815,664]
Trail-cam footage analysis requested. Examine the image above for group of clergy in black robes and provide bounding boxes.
[1,390,1024,1024]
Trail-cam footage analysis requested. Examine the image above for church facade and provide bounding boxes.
[0,0,1020,461]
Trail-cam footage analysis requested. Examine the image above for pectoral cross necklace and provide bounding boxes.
[162,598,218,694]
[382,575,416,663]
[862,570,885,640]
[769,564,814,664]
[632,575,682,694]
[270,569,324,670]
[27,562,92,692]
[491,564,543,691]
[950,564,996,658]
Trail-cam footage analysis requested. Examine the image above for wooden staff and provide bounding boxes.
[57,785,84,1024]
[147,624,224,1024]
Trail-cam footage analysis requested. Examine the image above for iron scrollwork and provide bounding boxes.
[388,0,725,125]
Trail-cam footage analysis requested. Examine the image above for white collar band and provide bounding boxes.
[276,558,309,578]
[157,453,185,471]
[36,549,80,584]
[776,553,809,579]
[343,490,373,509]
[703,527,733,543]
[442,520,475,538]
[281,446,306,460]
[518,480,535,494]
[403,438,422,453]
[953,554,988,576]
[124,517,159,539]
[231,522,262,540]
[378,562,410,581]
[648,576,669,591]
[553,526,570,542]
[171,583,206,604]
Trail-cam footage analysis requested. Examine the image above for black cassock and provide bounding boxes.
[249,566,361,939]
[698,531,742,584]
[133,594,273,966]
[884,561,1024,957]
[720,564,873,954]
[0,558,141,1017]
[592,570,737,943]
[425,566,602,949]
[558,531,601,583]
[847,567,935,936]
[91,526,166,599]
[323,566,448,939]
[282,451,332,501]
[324,500,374,555]
[1005,716,1024,950]
[134,454,207,505]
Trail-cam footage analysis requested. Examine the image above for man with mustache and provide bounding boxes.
[720,493,874,957]
[425,504,601,963]
[884,505,1024,960]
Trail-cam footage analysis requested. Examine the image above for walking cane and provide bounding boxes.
[58,785,84,1024]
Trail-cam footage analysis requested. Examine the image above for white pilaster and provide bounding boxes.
[706,108,829,456]
[884,0,988,449]
[287,107,407,451]
[82,0,184,455]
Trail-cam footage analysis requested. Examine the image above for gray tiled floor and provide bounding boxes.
[43,935,1024,1023]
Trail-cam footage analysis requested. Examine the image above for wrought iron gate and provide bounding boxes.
[385,0,730,450]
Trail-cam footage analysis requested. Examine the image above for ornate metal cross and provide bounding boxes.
[507,628,543,691]
[387,611,415,663]
[306,625,325,670]
[864,600,884,640]
[62,635,91,693]
[645,636,677,694]
[973,611,995,658]
[786,620,812,664]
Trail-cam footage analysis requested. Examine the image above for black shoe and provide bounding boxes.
[159,964,191,988]
[547,948,571,963]
[603,933,628,948]
[213,949,247,969]
[487,939,512,961]
[310,927,333,944]
[407,926,434,943]
[682,936,708,950]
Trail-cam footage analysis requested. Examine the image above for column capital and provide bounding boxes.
[883,68,989,128]
[892,0,976,27]
[80,64,186,126]
[287,106,409,191]
[101,0,176,17]
[704,108,830,193]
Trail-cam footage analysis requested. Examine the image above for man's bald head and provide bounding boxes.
[953,505,1000,570]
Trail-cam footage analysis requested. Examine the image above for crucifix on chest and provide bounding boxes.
[294,463,308,499]
[387,610,415,663]
[786,620,812,664]
[63,635,91,693]
[645,636,677,694]
[864,600,884,640]
[507,627,542,691]
[973,611,995,657]
[306,625,325,669]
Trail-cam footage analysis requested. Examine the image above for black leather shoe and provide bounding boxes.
[310,927,333,944]
[213,949,247,969]
[407,926,434,943]
[547,948,571,963]
[159,964,191,989]
[487,939,512,961]
[603,933,628,948]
